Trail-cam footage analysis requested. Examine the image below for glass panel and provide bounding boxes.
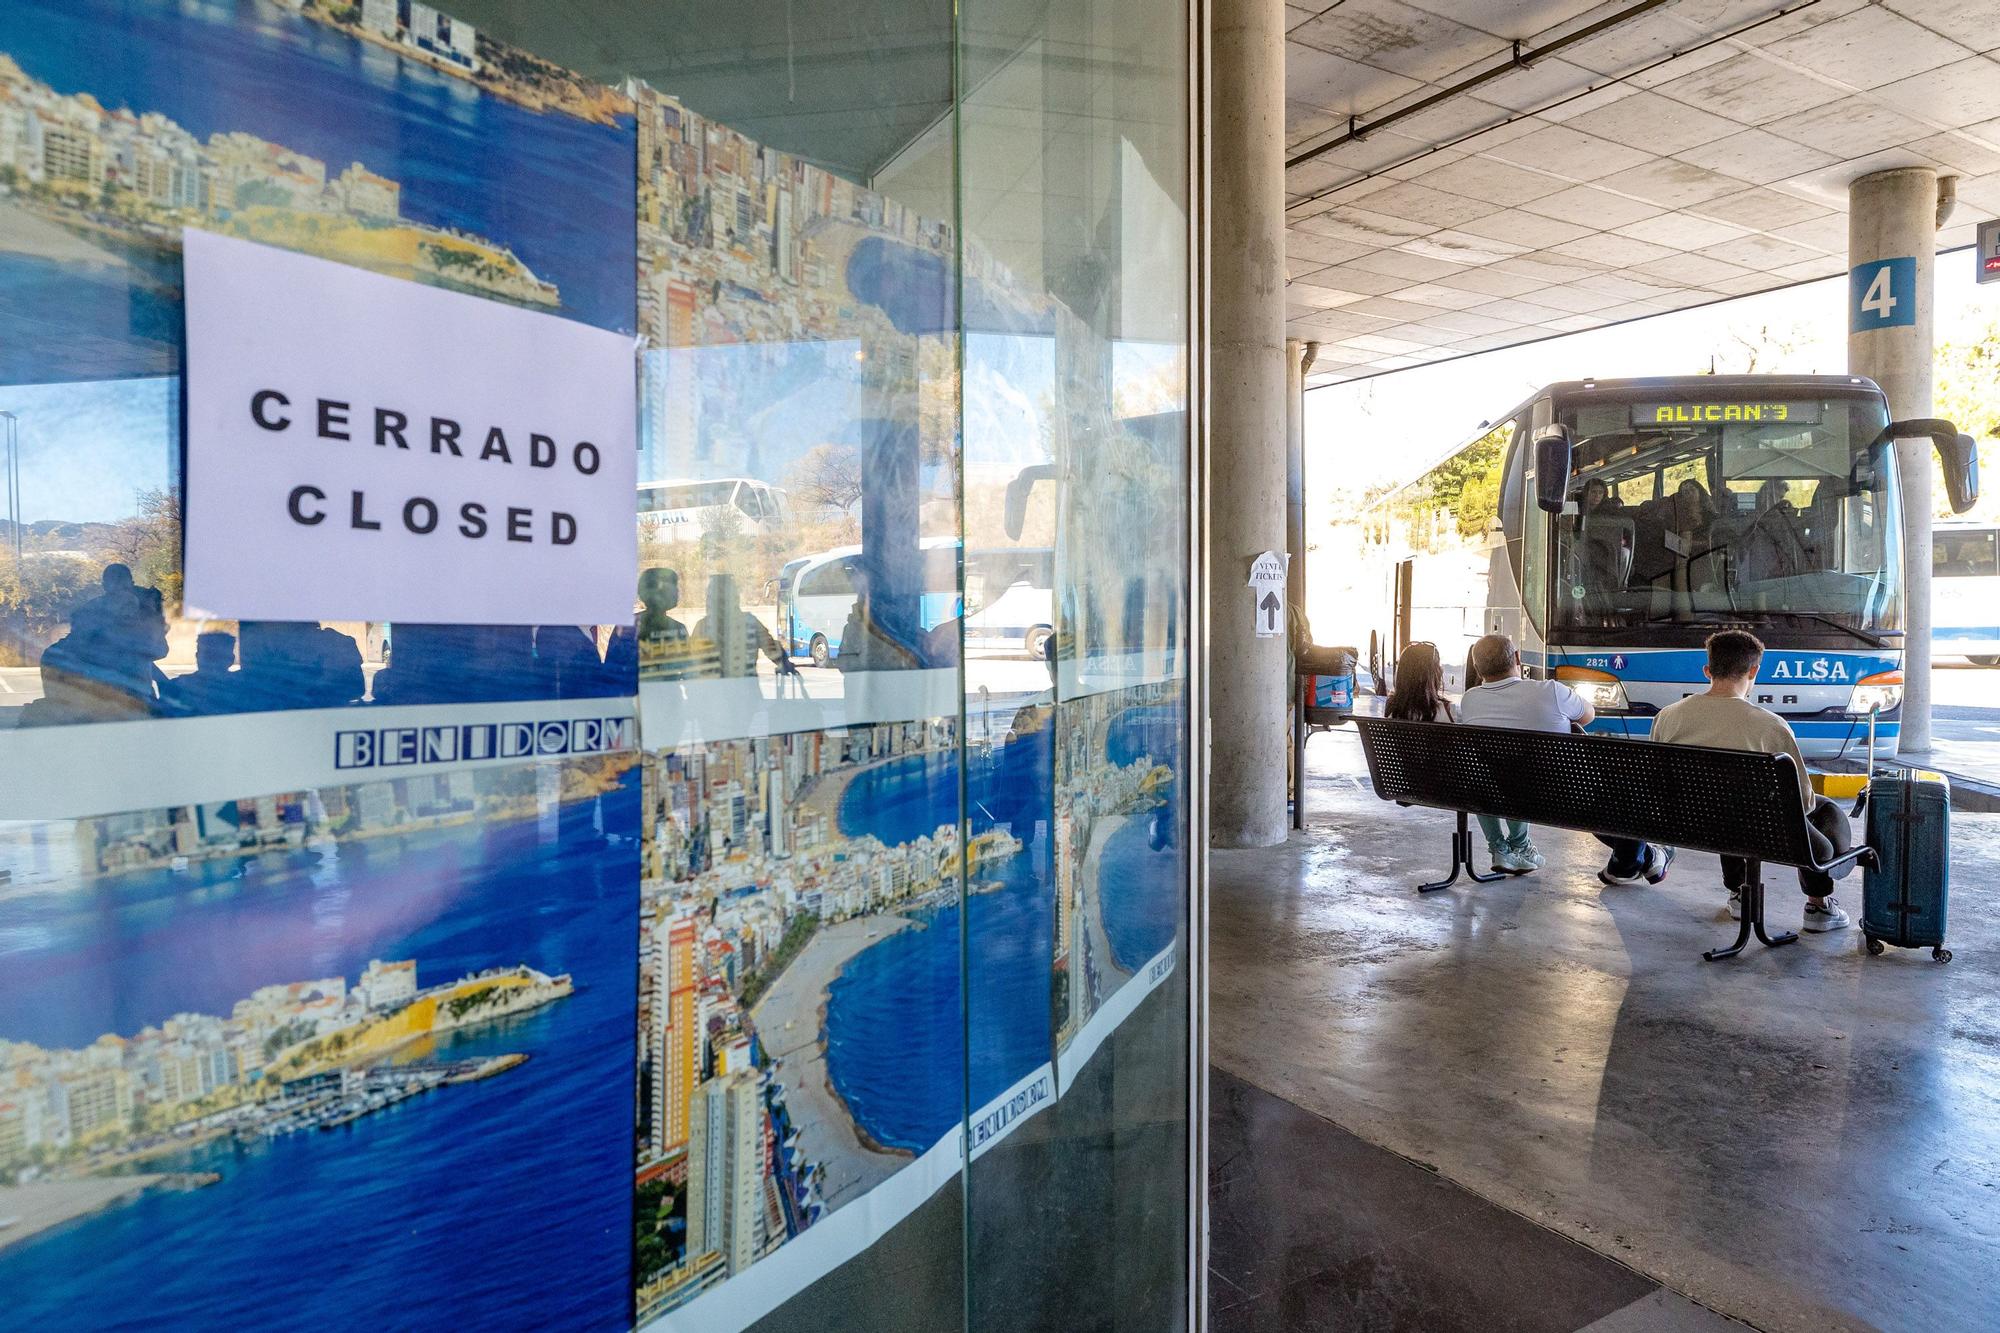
[620,52,967,1330]
[954,0,1192,1325]
[2,1,1192,1327]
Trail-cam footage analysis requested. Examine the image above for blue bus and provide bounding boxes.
[1382,375,1979,758]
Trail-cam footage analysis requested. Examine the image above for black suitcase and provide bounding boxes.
[1860,768,1952,962]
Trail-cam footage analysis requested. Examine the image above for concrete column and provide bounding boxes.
[1208,0,1288,848]
[1285,340,1308,631]
[1848,167,1938,754]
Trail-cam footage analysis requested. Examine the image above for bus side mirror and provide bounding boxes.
[1892,418,1981,515]
[1533,425,1572,514]
[1004,463,1056,540]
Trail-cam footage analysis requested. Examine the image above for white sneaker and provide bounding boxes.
[1803,899,1851,933]
[1517,842,1547,871]
[1725,891,1743,921]
[1492,848,1534,874]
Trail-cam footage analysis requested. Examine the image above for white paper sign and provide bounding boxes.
[1248,549,1288,637]
[182,229,637,625]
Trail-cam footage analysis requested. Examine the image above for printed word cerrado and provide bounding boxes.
[248,390,605,475]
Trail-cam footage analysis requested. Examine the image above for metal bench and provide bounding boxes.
[1351,716,1875,961]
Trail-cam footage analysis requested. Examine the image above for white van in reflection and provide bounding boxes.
[777,541,1053,666]
[638,478,791,543]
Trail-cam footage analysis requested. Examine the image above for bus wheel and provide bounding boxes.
[810,634,831,668]
[1970,655,1999,667]
[1026,625,1053,661]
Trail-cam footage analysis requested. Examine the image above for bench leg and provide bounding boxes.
[1703,871,1798,961]
[1419,812,1509,894]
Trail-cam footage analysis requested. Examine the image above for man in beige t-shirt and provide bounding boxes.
[1652,630,1854,931]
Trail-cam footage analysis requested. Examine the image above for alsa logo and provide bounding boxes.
[1767,657,1851,683]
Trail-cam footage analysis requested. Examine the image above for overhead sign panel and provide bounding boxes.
[1632,402,1823,426]
[1979,219,2000,285]
[182,229,638,625]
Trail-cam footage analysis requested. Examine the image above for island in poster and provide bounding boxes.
[0,753,641,1327]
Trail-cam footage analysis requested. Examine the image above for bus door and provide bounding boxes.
[1393,558,1413,659]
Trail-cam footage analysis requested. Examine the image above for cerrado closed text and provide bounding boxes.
[247,389,599,545]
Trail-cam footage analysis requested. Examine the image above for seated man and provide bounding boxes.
[1457,633,1598,875]
[1623,629,1853,929]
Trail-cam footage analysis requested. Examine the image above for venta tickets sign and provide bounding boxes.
[182,229,637,625]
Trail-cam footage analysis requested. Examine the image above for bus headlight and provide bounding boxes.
[1556,666,1629,712]
[1846,671,1903,716]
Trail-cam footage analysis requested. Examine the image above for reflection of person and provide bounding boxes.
[834,561,920,672]
[23,563,171,722]
[610,567,704,681]
[534,625,615,698]
[695,574,791,679]
[234,622,365,710]
[161,631,243,716]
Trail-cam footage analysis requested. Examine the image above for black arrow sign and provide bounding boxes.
[1259,590,1280,631]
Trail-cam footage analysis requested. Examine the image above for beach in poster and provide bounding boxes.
[627,682,1185,1327]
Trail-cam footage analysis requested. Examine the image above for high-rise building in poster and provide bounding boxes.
[650,911,699,1157]
[687,1070,766,1277]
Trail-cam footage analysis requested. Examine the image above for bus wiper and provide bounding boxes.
[1773,612,1891,648]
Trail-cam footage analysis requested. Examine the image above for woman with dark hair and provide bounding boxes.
[1385,641,1454,726]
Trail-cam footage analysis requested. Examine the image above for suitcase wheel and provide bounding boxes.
[1934,947,1953,964]
[1865,936,1886,957]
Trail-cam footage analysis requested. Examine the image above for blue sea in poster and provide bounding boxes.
[824,700,1185,1153]
[0,0,635,384]
[0,777,640,1332]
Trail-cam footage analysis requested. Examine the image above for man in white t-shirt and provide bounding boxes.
[1458,634,1619,876]
[1650,630,1853,931]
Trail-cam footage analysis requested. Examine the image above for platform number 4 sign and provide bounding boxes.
[1850,257,1917,331]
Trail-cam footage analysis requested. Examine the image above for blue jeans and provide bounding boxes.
[1478,815,1531,854]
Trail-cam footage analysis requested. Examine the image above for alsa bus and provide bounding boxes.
[638,478,790,543]
[1379,375,1979,757]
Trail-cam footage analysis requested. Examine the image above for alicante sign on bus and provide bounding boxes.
[181,228,639,625]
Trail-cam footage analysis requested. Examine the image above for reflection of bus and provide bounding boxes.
[1376,375,1979,757]
[1933,521,2000,666]
[965,547,1055,659]
[638,478,790,542]
[777,539,961,666]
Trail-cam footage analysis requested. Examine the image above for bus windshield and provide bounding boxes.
[1550,394,1902,644]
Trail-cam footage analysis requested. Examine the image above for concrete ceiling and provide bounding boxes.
[1283,0,2000,386]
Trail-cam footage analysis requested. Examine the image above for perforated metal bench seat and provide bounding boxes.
[1350,716,1874,960]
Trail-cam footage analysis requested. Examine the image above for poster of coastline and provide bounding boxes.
[634,717,980,1322]
[1053,681,1186,1072]
[0,0,638,733]
[0,752,641,1329]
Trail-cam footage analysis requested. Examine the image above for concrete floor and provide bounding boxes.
[1213,733,2000,1333]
